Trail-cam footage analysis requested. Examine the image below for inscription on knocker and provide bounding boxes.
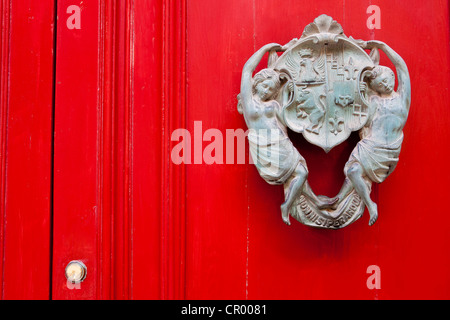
[237,14,411,229]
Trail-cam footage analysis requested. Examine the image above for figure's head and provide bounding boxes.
[368,66,395,94]
[252,69,281,101]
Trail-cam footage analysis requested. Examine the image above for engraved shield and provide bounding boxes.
[274,16,375,152]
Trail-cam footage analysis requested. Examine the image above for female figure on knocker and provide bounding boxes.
[332,40,411,226]
[238,43,335,225]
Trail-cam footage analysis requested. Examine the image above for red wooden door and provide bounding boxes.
[1,0,450,300]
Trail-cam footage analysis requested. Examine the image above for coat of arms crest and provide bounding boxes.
[237,14,411,229]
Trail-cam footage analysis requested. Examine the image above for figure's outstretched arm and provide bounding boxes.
[240,43,283,110]
[366,40,411,110]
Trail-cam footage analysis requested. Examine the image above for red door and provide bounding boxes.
[1,0,450,300]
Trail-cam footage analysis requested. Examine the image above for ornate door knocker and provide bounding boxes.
[237,14,411,229]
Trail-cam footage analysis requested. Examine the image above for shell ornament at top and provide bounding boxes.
[237,14,411,229]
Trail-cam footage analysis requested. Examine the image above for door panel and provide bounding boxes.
[52,0,165,300]
[0,0,54,300]
[52,0,101,300]
[183,0,450,299]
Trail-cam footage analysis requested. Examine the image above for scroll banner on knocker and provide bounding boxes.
[237,14,411,229]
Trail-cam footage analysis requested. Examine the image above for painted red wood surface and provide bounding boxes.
[184,0,450,300]
[52,0,167,300]
[0,0,54,299]
[52,0,138,300]
[52,0,100,299]
[1,0,450,300]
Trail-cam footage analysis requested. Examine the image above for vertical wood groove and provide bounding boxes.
[49,0,59,300]
[0,0,11,300]
[161,0,187,300]
[97,0,111,300]
[127,0,135,299]
[96,0,134,300]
